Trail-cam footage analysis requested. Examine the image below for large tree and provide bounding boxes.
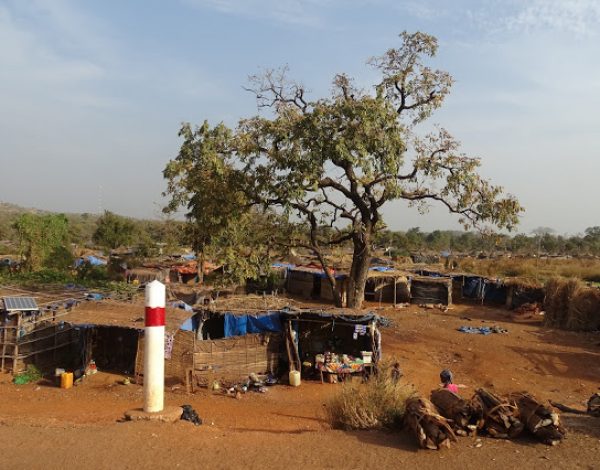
[92,211,136,250]
[166,32,523,307]
[13,213,70,271]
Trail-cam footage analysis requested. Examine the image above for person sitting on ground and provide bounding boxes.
[391,362,403,383]
[440,369,460,394]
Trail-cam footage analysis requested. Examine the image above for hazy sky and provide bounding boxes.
[1,0,599,234]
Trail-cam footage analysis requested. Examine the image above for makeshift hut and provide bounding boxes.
[127,266,170,284]
[453,275,507,305]
[146,295,381,388]
[280,308,381,382]
[286,265,342,300]
[364,268,410,305]
[410,276,453,305]
[286,265,323,298]
[504,279,545,309]
[136,296,293,387]
[0,296,79,374]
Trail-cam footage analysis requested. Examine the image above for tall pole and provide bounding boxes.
[144,280,165,412]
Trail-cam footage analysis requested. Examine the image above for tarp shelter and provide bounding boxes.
[410,276,453,305]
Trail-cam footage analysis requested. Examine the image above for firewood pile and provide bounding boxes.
[430,389,482,436]
[404,397,457,450]
[471,388,524,439]
[508,392,566,445]
[403,389,572,450]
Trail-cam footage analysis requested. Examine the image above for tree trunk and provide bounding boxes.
[312,247,343,307]
[346,234,372,309]
[197,250,205,285]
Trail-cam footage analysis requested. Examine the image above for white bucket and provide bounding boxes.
[289,370,301,387]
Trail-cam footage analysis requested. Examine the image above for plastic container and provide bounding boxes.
[289,370,301,387]
[60,372,73,389]
[361,352,373,364]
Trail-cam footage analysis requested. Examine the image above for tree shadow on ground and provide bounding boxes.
[346,428,420,452]
[561,414,600,440]
[509,345,599,382]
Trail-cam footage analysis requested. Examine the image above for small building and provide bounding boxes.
[410,276,453,305]
[0,296,79,374]
[139,296,382,388]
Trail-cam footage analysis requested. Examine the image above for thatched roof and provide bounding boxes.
[64,300,193,333]
[206,295,300,314]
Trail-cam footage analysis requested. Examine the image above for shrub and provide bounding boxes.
[326,361,416,430]
[13,365,43,385]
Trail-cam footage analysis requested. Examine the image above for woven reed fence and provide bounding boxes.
[136,331,281,386]
[544,278,600,331]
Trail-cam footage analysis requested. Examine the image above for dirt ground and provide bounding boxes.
[1,301,599,469]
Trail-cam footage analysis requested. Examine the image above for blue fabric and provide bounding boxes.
[272,262,295,269]
[182,253,196,260]
[247,313,282,334]
[170,301,194,312]
[369,266,394,272]
[458,326,492,335]
[224,314,248,336]
[463,277,484,298]
[224,312,283,337]
[179,315,200,331]
[75,256,107,267]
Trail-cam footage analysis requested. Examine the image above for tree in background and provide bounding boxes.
[13,213,70,271]
[171,32,522,307]
[163,123,274,284]
[92,211,136,250]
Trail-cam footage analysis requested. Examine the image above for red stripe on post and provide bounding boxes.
[145,306,165,327]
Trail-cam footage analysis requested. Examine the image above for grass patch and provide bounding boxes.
[326,362,416,430]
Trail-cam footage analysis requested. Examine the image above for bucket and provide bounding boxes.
[289,370,301,387]
[361,351,373,364]
[60,372,73,389]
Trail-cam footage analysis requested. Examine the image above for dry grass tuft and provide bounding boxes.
[326,362,416,430]
[544,277,600,331]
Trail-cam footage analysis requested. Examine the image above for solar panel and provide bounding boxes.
[3,296,39,311]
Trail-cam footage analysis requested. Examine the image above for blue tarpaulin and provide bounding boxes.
[170,301,194,312]
[75,255,107,267]
[369,266,394,272]
[272,262,296,269]
[224,312,283,337]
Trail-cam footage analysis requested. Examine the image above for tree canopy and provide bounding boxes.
[13,213,70,271]
[92,211,136,250]
[164,31,523,307]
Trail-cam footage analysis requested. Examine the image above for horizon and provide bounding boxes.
[1,1,599,234]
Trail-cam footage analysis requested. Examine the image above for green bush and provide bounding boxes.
[13,365,43,385]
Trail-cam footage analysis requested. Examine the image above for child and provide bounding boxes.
[391,362,403,383]
[440,369,459,394]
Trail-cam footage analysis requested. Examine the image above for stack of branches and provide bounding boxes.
[544,278,600,331]
[471,388,524,439]
[404,397,456,450]
[430,388,483,436]
[508,392,566,446]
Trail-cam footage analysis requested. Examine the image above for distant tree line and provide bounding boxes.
[374,226,600,258]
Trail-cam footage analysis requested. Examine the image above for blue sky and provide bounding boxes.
[1,0,599,234]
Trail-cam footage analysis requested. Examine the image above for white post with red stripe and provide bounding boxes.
[144,280,165,413]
